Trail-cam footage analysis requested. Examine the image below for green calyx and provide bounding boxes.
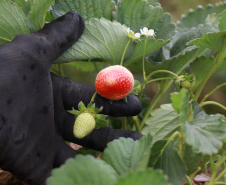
[69,101,108,128]
[176,74,193,89]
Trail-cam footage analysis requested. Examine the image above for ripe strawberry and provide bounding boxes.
[95,65,134,100]
[73,113,96,139]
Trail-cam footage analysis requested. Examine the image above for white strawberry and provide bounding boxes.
[73,113,96,139]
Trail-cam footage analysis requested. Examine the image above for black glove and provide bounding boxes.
[0,11,142,185]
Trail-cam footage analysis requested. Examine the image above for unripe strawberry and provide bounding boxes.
[180,80,191,89]
[73,113,96,139]
[95,65,134,100]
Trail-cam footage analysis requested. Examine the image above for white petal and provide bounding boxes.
[143,27,148,32]
[148,29,155,36]
[134,33,141,38]
[126,28,130,33]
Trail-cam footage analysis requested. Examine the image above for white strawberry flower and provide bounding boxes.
[126,28,141,40]
[140,27,155,37]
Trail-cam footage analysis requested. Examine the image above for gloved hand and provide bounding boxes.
[0,11,142,185]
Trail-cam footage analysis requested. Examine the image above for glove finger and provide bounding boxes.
[53,134,77,168]
[52,74,142,117]
[36,11,84,62]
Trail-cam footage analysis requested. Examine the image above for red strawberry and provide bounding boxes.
[95,65,134,100]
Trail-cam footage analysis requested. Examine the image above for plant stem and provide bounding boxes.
[146,77,176,84]
[120,39,131,66]
[122,117,127,130]
[189,167,201,181]
[200,101,226,111]
[200,83,226,103]
[209,156,226,185]
[142,38,148,80]
[153,131,181,166]
[186,175,193,185]
[90,91,98,104]
[132,116,141,132]
[194,41,226,101]
[160,131,181,155]
[139,70,178,99]
[189,88,195,99]
[212,168,226,184]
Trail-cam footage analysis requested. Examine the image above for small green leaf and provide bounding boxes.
[87,103,96,112]
[154,142,187,185]
[68,108,80,116]
[188,31,226,52]
[115,169,170,185]
[26,0,54,32]
[142,104,180,142]
[0,0,30,44]
[184,114,226,155]
[103,134,153,176]
[78,101,87,111]
[219,10,226,31]
[46,155,117,185]
[171,89,190,124]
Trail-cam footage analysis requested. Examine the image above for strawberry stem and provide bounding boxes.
[142,37,148,80]
[122,117,127,130]
[120,39,131,66]
[90,91,98,104]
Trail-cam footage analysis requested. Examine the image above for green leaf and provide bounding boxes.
[219,10,226,31]
[115,169,170,185]
[148,140,167,167]
[103,134,153,176]
[171,89,189,115]
[11,0,32,15]
[55,18,166,65]
[55,18,134,65]
[188,31,226,52]
[0,0,30,44]
[177,2,226,29]
[114,0,175,40]
[170,24,218,57]
[52,0,116,21]
[129,46,206,76]
[190,56,215,90]
[26,0,54,32]
[154,142,187,185]
[124,39,170,66]
[171,89,190,124]
[183,144,204,174]
[46,155,117,185]
[142,104,180,142]
[184,114,226,155]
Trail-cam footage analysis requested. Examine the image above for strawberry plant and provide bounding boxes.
[0,0,226,185]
